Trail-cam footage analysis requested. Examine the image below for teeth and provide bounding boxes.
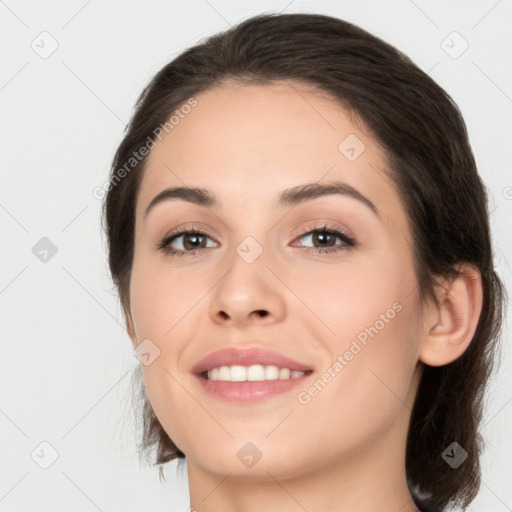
[247,364,266,381]
[279,368,291,379]
[218,365,230,380]
[230,365,246,382]
[265,365,279,380]
[207,364,308,381]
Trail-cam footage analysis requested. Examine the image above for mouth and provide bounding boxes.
[192,347,314,403]
[200,365,313,381]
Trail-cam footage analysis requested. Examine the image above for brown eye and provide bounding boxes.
[178,233,208,250]
[158,228,218,257]
[294,225,356,253]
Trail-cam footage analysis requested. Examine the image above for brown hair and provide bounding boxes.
[101,12,505,510]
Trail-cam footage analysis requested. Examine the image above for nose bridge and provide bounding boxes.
[208,231,286,325]
[221,210,272,281]
[219,232,271,300]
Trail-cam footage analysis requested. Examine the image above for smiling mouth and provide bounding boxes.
[200,364,314,382]
[192,346,315,402]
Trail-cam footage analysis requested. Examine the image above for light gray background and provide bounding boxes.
[1,1,511,511]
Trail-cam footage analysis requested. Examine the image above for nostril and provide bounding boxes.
[255,310,268,317]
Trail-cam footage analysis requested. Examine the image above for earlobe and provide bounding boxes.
[419,264,483,367]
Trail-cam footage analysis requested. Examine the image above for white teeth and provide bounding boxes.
[230,365,246,382]
[265,365,279,380]
[207,364,308,381]
[218,366,230,380]
[279,367,291,379]
[247,364,265,381]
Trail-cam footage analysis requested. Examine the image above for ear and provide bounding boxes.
[419,263,483,367]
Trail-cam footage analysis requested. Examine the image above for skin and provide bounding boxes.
[125,80,483,512]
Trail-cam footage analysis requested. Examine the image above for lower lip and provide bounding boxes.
[194,373,313,403]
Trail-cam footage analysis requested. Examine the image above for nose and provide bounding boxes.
[208,244,286,328]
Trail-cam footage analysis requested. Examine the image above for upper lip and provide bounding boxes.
[191,347,314,375]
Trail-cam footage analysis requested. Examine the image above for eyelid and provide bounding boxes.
[289,219,355,243]
[160,223,220,242]
[161,220,353,243]
[157,223,220,249]
[157,219,357,257]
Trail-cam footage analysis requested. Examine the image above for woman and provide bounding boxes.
[101,13,504,512]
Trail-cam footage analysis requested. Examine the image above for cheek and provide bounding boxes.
[292,298,421,468]
[292,249,421,406]
[138,366,196,456]
[129,254,201,345]
[286,249,416,345]
[130,267,205,454]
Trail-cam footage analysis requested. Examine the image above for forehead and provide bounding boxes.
[143,80,372,173]
[136,81,404,230]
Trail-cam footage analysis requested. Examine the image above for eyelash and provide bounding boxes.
[157,223,357,258]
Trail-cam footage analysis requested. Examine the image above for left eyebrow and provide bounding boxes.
[278,181,379,217]
[143,180,379,219]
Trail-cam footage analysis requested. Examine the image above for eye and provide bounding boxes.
[157,226,218,258]
[292,223,356,254]
[157,222,356,258]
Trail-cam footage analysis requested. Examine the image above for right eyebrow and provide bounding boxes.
[144,186,217,219]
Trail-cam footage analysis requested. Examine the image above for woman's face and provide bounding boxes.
[128,81,425,480]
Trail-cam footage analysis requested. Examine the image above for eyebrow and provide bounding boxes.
[144,180,379,219]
